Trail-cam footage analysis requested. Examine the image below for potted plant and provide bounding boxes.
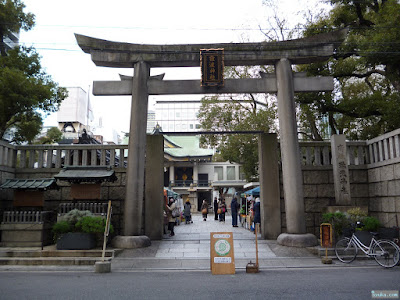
[52,209,113,250]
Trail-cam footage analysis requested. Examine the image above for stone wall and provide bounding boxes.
[278,166,370,236]
[368,163,400,228]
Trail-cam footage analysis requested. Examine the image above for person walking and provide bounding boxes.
[231,196,239,227]
[201,199,208,221]
[218,199,226,222]
[213,197,218,221]
[166,197,177,236]
[183,199,192,224]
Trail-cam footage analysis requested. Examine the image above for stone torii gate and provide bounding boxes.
[76,29,346,247]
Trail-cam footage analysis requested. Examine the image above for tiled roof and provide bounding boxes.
[54,166,117,183]
[0,178,57,190]
[164,135,213,160]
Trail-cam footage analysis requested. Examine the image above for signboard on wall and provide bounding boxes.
[210,232,235,275]
[200,49,224,87]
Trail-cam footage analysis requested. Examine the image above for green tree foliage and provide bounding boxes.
[0,0,67,143]
[198,66,277,181]
[299,0,400,140]
[36,126,63,144]
[0,0,34,56]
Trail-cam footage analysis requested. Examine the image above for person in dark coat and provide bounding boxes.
[184,199,192,224]
[254,197,261,234]
[231,196,239,227]
[213,197,218,220]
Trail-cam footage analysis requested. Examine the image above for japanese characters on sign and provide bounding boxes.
[200,49,224,87]
[336,144,349,196]
[320,223,333,248]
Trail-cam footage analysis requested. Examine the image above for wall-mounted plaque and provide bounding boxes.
[200,49,224,87]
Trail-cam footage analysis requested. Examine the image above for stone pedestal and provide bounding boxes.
[277,233,318,247]
[95,261,111,273]
[111,235,151,249]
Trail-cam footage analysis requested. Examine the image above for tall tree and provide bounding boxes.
[298,0,400,140]
[198,66,277,181]
[0,0,34,56]
[0,0,67,143]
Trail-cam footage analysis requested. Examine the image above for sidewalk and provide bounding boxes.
[0,214,383,272]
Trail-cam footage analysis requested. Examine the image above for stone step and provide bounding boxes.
[0,256,112,266]
[0,249,117,258]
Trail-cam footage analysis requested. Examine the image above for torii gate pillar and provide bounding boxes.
[275,58,317,247]
[124,61,149,236]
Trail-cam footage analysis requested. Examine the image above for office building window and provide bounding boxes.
[239,166,245,180]
[214,166,223,181]
[227,166,235,180]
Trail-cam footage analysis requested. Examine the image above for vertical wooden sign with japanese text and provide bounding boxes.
[210,232,235,275]
[200,49,224,87]
[320,223,333,248]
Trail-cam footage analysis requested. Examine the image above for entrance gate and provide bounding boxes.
[75,29,347,246]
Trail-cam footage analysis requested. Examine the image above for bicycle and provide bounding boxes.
[335,222,400,268]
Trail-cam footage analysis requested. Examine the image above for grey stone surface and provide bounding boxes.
[331,135,351,205]
[277,233,318,248]
[94,261,111,273]
[395,164,400,179]
[124,61,150,236]
[303,171,330,184]
[76,29,347,68]
[276,58,306,234]
[350,169,368,183]
[111,235,151,249]
[258,133,281,239]
[145,135,164,240]
[380,165,394,181]
[368,168,380,183]
[303,185,318,198]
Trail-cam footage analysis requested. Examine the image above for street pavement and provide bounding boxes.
[0,213,393,272]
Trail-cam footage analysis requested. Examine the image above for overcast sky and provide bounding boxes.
[19,0,329,133]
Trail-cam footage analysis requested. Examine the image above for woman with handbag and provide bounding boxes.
[166,197,177,236]
[201,199,208,221]
[218,199,226,222]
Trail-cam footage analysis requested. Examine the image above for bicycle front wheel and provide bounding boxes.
[372,240,400,268]
[335,237,357,263]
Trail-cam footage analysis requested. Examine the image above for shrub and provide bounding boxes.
[52,209,113,242]
[322,211,350,237]
[361,216,380,232]
[347,207,367,222]
[59,209,94,224]
[75,216,114,235]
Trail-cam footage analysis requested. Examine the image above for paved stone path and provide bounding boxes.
[112,213,326,271]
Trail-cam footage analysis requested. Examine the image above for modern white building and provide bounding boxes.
[154,100,201,132]
[57,87,92,135]
[3,31,19,51]
[147,110,156,133]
